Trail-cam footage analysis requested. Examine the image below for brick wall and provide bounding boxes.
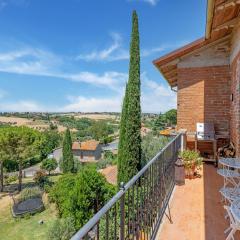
[177,66,231,135]
[230,52,240,156]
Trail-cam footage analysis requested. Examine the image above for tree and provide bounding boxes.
[41,158,58,175]
[49,167,115,229]
[117,84,129,185]
[40,130,62,159]
[164,109,177,126]
[118,10,141,184]
[62,128,74,173]
[141,133,169,167]
[3,126,42,191]
[154,113,166,130]
[90,121,114,141]
[0,128,10,192]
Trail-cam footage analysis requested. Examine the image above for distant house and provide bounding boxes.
[72,140,102,162]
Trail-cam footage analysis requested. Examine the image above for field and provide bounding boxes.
[74,113,118,120]
[0,116,67,132]
[0,114,119,132]
[0,116,32,126]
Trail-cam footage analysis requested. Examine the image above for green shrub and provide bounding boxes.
[59,157,83,173]
[18,186,42,202]
[41,158,58,175]
[141,134,170,167]
[47,217,76,240]
[4,174,18,184]
[33,170,48,187]
[50,167,115,229]
[97,151,117,170]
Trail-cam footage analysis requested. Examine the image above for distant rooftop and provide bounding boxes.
[72,140,100,151]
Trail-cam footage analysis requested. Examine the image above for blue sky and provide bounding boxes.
[0,0,206,113]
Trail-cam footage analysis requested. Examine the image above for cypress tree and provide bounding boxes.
[62,128,74,173]
[117,10,141,184]
[117,83,129,185]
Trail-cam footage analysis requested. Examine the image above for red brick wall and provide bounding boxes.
[230,52,240,156]
[177,68,204,132]
[177,66,231,134]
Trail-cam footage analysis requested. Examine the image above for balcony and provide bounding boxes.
[71,133,240,240]
[157,163,240,240]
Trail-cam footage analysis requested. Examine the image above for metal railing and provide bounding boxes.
[71,133,182,240]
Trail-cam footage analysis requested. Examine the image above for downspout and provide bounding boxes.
[205,0,215,39]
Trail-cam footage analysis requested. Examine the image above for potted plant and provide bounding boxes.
[178,150,202,179]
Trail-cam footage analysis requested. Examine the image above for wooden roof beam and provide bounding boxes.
[206,0,215,39]
[213,17,239,32]
[215,0,240,12]
[164,69,177,78]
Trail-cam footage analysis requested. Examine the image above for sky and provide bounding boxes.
[0,0,207,113]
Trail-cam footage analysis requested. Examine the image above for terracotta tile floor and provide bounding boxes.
[157,163,240,240]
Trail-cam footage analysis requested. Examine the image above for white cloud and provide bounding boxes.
[141,73,176,112]
[128,0,158,6]
[67,71,127,91]
[62,73,176,113]
[76,33,191,62]
[142,0,158,6]
[0,71,176,113]
[0,100,45,112]
[0,47,128,90]
[76,33,122,61]
[63,96,122,112]
[76,33,130,62]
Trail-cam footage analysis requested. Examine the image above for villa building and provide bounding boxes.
[72,140,102,162]
[153,0,240,158]
[72,2,240,240]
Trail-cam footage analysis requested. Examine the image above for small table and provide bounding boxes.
[219,158,240,169]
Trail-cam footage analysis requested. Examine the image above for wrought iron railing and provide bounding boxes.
[71,133,182,240]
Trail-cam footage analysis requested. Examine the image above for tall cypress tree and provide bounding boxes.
[117,83,129,185]
[62,128,74,173]
[118,10,141,184]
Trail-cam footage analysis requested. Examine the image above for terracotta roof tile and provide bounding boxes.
[72,140,100,151]
[99,165,117,185]
[80,140,100,151]
[72,142,81,150]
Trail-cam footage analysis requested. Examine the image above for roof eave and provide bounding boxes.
[205,0,215,39]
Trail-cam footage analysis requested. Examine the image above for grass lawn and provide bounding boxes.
[0,176,60,240]
[0,194,57,240]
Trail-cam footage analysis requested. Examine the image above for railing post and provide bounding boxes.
[179,129,187,152]
[120,182,125,240]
